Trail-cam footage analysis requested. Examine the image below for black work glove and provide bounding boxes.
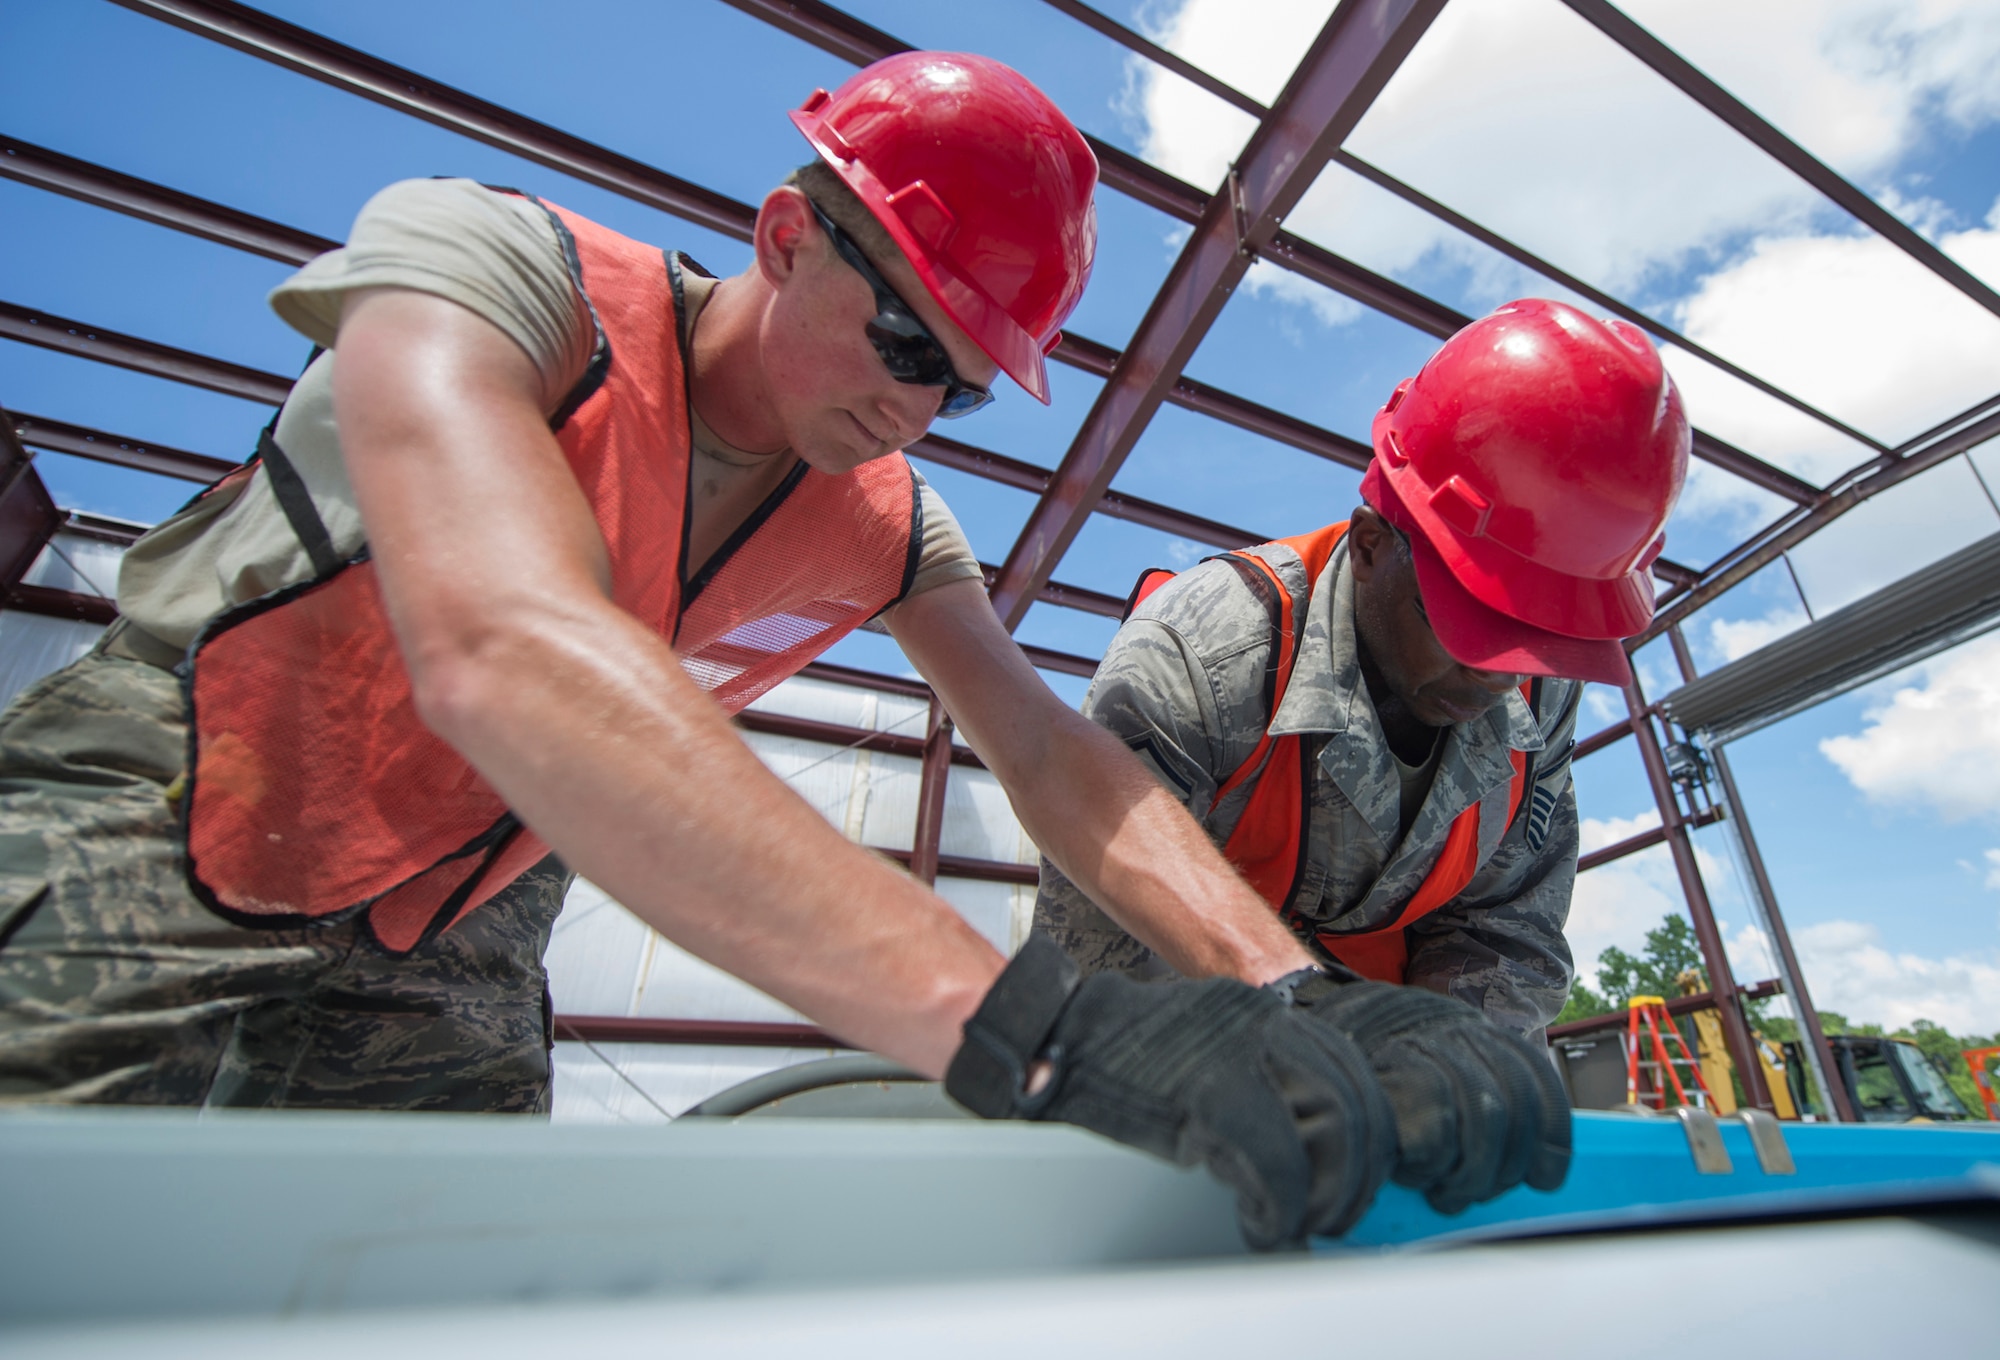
[946,934,1398,1250]
[1279,969,1571,1214]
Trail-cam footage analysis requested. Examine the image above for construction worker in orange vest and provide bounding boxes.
[0,55,1568,1245]
[1041,300,1691,1051]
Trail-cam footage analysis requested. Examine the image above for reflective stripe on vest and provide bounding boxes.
[1133,523,1528,984]
[180,197,919,954]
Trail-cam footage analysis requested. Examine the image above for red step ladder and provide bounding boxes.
[1625,995,1715,1110]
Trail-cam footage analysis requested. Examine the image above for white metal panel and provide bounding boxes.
[0,612,104,710]
[21,532,127,597]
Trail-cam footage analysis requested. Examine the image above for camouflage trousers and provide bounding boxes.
[0,652,571,1111]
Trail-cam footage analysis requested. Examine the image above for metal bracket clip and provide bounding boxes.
[1732,1107,1796,1174]
[1675,1106,1733,1174]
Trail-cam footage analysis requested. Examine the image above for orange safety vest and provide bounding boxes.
[1128,523,1528,983]
[181,198,922,954]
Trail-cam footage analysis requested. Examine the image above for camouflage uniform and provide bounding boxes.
[0,648,569,1109]
[1036,536,1582,1035]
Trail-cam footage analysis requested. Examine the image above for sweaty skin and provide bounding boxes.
[1346,506,1527,766]
[332,185,1312,1079]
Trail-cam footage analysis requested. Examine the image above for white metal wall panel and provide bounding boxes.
[0,612,104,710]
[545,674,1044,1122]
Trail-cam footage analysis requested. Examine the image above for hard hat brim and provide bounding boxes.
[1405,528,1635,687]
[1365,463,1636,687]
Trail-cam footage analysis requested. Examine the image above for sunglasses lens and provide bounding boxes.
[864,313,951,383]
[936,386,993,419]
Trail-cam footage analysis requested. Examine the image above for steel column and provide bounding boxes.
[1666,625,1854,1121]
[1623,675,1774,1110]
[908,700,955,886]
[988,0,1450,628]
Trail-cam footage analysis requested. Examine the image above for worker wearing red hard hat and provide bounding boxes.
[1041,299,1689,1055]
[0,55,1569,1248]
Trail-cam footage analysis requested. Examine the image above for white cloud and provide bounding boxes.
[1820,632,2000,820]
[1708,605,1810,664]
[1131,0,2000,525]
[1569,813,1737,990]
[1983,847,2000,889]
[1667,209,2000,465]
[1766,918,2000,1032]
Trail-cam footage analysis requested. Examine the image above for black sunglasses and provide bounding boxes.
[809,201,994,420]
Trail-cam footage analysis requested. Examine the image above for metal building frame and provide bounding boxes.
[10,0,2000,1116]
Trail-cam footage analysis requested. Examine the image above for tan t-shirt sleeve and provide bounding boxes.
[268,177,594,399]
[908,471,985,598]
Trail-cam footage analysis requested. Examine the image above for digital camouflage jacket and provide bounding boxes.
[1035,535,1583,1035]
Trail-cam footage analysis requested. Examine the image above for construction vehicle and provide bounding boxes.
[1797,1035,1983,1124]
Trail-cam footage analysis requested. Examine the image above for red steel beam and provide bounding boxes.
[1545,977,1784,1042]
[105,0,1817,509]
[1328,149,1883,461]
[1575,804,1721,873]
[110,0,761,242]
[4,581,118,625]
[8,137,1301,552]
[735,707,985,769]
[908,700,954,886]
[1562,0,2000,324]
[1033,0,1265,118]
[1623,677,1773,1110]
[0,133,334,265]
[555,1015,849,1049]
[987,0,1449,628]
[910,432,1264,550]
[0,301,292,407]
[12,412,238,483]
[1638,402,2000,646]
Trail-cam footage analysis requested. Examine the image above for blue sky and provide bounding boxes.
[6,0,2000,1030]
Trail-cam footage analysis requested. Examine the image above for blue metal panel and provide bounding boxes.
[1341,1109,2000,1248]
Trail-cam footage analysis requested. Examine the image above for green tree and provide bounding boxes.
[1594,914,1705,1005]
[1555,981,1613,1026]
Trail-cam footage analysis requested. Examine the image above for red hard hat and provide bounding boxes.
[791,52,1098,405]
[1361,299,1689,686]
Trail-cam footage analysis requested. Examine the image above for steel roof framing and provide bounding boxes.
[8,413,237,483]
[1560,0,2000,326]
[986,0,1451,627]
[91,0,1833,575]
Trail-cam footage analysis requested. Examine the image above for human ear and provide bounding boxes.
[1347,504,1387,585]
[753,186,816,289]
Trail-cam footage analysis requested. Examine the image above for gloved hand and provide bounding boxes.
[1278,969,1571,1213]
[946,933,1398,1250]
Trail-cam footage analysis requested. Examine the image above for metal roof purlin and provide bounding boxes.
[107,0,762,242]
[1329,150,1887,460]
[1560,0,2000,325]
[1032,0,1266,118]
[0,301,291,406]
[986,0,1451,630]
[1640,403,2000,644]
[0,135,335,265]
[10,413,238,483]
[102,2,1818,506]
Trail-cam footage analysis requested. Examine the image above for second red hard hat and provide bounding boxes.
[792,52,1099,405]
[1363,298,1690,685]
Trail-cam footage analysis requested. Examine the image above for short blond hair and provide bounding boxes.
[787,160,906,272]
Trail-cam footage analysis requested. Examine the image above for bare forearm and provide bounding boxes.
[1006,710,1311,985]
[417,608,1001,1075]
